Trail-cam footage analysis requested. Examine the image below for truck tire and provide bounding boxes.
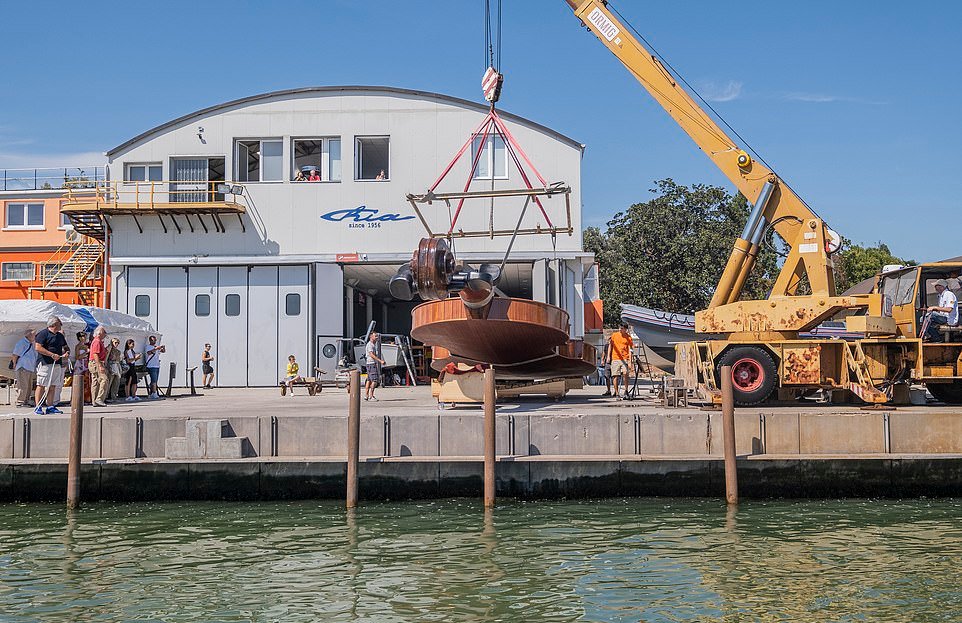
[717,346,778,406]
[926,382,962,404]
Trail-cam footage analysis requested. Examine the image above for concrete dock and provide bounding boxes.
[2,385,961,501]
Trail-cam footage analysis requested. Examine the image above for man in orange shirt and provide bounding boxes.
[609,322,634,399]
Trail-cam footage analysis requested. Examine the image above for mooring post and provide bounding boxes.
[66,371,84,510]
[720,365,738,505]
[483,367,496,508]
[346,368,361,509]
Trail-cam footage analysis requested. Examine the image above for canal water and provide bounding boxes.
[0,498,959,622]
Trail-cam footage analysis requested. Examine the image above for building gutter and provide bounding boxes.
[109,250,595,267]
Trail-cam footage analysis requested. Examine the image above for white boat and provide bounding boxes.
[0,300,158,379]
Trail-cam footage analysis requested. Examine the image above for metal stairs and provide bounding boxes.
[30,239,105,305]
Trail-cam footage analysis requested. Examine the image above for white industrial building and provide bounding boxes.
[100,86,595,386]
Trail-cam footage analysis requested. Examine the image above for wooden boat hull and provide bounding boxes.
[412,297,595,380]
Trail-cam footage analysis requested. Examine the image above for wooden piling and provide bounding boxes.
[483,367,496,508]
[720,365,738,505]
[66,371,84,510]
[346,369,361,509]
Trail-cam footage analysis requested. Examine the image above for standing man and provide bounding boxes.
[11,328,38,408]
[924,279,959,342]
[201,343,215,389]
[144,335,166,399]
[88,326,109,407]
[609,322,635,400]
[364,332,385,402]
[33,316,69,415]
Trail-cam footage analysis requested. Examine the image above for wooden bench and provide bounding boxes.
[279,368,327,396]
[279,377,323,396]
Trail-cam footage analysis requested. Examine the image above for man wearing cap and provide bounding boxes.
[33,316,70,415]
[924,279,958,342]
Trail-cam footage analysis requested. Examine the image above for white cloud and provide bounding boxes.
[698,80,743,103]
[0,150,105,169]
[782,92,885,105]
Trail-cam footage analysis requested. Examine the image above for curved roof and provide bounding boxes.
[107,85,584,156]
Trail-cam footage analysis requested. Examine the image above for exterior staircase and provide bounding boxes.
[30,239,105,306]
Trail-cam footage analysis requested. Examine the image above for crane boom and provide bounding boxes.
[564,0,850,327]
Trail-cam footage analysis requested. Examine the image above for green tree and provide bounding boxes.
[591,179,778,326]
[835,240,915,293]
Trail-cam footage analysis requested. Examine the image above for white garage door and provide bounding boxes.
[217,266,249,386]
[248,266,279,386]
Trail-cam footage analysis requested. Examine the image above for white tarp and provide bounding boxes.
[67,305,160,350]
[0,300,158,380]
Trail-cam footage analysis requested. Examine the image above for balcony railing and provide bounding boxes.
[62,180,249,213]
[1,167,106,192]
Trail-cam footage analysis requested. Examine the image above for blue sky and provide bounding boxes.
[1,0,959,261]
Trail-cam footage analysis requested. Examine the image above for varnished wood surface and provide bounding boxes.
[431,340,597,380]
[412,298,571,366]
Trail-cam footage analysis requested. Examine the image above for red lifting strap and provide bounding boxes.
[427,107,556,235]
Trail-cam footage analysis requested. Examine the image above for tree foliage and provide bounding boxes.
[834,240,915,293]
[589,179,778,326]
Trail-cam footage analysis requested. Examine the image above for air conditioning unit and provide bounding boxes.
[64,225,82,243]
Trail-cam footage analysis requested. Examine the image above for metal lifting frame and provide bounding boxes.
[407,107,574,240]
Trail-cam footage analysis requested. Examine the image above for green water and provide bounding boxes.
[0,499,960,622]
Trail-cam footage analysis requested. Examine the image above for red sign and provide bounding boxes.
[336,253,360,262]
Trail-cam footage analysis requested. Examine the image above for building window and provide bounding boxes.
[134,295,151,317]
[236,139,283,182]
[5,203,44,228]
[125,163,163,182]
[292,138,341,182]
[195,294,211,317]
[285,293,301,316]
[471,135,507,179]
[355,136,389,181]
[60,211,71,228]
[1,262,34,281]
[225,293,241,317]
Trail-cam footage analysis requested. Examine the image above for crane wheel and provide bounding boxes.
[926,382,962,404]
[716,346,777,406]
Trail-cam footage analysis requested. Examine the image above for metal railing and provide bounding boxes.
[64,180,248,210]
[1,167,106,192]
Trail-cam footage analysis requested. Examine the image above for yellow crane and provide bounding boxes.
[565,0,962,405]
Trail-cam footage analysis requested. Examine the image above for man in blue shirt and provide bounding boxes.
[11,328,38,408]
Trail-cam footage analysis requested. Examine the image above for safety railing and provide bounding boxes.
[1,167,105,192]
[63,180,249,211]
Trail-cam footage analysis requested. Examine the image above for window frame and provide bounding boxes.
[1,262,35,281]
[471,134,509,180]
[291,136,342,183]
[354,135,391,181]
[134,294,151,318]
[224,293,242,317]
[194,294,211,317]
[124,162,163,183]
[235,138,284,183]
[4,202,45,230]
[285,293,301,316]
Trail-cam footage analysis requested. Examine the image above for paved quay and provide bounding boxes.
[2,385,962,501]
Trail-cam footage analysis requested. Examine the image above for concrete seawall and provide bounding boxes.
[3,387,962,501]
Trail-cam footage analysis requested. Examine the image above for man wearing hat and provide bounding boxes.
[924,279,958,342]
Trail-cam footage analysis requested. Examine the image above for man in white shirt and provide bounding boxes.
[11,328,38,407]
[924,279,959,342]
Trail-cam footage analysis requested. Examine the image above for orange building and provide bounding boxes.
[0,167,107,306]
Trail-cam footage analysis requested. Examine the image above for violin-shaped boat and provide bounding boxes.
[391,238,596,380]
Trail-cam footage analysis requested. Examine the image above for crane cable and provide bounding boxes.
[484,0,502,72]
[607,2,822,221]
